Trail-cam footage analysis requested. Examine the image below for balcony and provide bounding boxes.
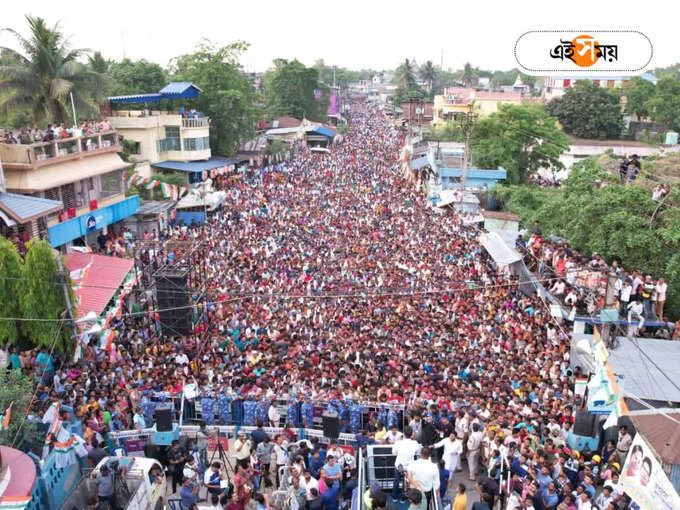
[182,117,209,128]
[0,131,120,171]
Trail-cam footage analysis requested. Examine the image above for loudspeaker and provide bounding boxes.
[322,411,340,439]
[154,404,173,432]
[573,410,598,437]
[154,267,192,336]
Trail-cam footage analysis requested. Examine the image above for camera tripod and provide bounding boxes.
[207,433,234,483]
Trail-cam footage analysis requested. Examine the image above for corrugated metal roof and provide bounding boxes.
[0,192,62,223]
[65,253,134,319]
[107,93,163,104]
[135,200,176,216]
[479,231,522,265]
[609,337,680,403]
[152,157,236,173]
[158,82,202,98]
[629,412,680,465]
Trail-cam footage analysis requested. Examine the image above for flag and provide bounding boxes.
[137,176,150,187]
[0,402,12,431]
[123,170,128,180]
[172,185,179,201]
[161,182,173,198]
[603,395,627,429]
[179,186,188,197]
[126,173,138,186]
[145,179,160,190]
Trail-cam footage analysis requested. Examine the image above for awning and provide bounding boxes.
[65,253,134,319]
[5,153,128,192]
[176,190,226,211]
[152,157,237,173]
[107,93,163,104]
[0,192,62,224]
[479,231,522,265]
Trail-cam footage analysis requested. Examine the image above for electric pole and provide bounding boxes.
[459,110,478,197]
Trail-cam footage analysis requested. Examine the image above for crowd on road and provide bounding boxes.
[6,103,641,510]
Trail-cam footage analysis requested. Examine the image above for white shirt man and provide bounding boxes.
[385,427,403,444]
[407,450,440,497]
[268,402,281,426]
[392,435,420,471]
[433,433,463,473]
[300,472,319,500]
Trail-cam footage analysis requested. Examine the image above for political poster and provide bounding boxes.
[620,433,680,510]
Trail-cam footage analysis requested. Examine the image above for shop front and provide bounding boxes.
[47,195,140,249]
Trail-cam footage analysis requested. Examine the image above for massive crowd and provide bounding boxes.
[4,104,640,510]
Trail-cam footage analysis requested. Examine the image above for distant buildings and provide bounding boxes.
[543,73,658,101]
[432,87,523,126]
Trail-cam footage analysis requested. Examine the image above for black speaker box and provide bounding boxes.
[154,404,173,432]
[322,411,340,439]
[154,267,192,336]
[573,409,598,437]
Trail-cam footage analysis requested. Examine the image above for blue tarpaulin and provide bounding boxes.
[175,211,205,225]
[107,82,202,104]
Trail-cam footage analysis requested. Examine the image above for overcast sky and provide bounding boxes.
[1,0,676,73]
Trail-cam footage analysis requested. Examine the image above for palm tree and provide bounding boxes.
[394,59,417,89]
[0,15,107,125]
[461,62,477,87]
[419,60,437,92]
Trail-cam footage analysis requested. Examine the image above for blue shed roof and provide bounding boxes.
[152,157,238,173]
[439,168,507,180]
[108,82,203,104]
[309,126,336,139]
[107,93,164,104]
[159,82,202,99]
[0,192,62,224]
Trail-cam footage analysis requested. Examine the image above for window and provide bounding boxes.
[182,136,210,151]
[165,126,180,139]
[157,137,181,152]
[100,169,123,198]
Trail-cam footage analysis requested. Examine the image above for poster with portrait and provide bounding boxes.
[620,433,680,510]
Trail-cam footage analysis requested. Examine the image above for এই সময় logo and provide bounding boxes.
[549,34,618,67]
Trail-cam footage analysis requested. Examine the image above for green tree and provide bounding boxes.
[108,58,168,96]
[20,239,72,353]
[419,61,437,92]
[393,59,418,88]
[0,370,41,451]
[461,62,477,87]
[645,76,680,132]
[0,238,23,344]
[546,80,624,139]
[471,103,569,184]
[623,77,655,119]
[0,15,107,124]
[171,41,259,156]
[87,51,110,74]
[433,121,463,142]
[493,158,680,318]
[264,58,327,122]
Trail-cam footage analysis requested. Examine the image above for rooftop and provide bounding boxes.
[0,131,120,171]
[629,410,680,465]
[0,192,62,226]
[107,82,202,104]
[482,210,520,222]
[442,87,523,103]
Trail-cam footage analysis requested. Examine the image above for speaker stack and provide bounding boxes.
[154,267,192,336]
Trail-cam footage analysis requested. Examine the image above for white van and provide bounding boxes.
[61,456,167,510]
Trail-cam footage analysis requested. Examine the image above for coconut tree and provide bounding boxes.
[461,62,477,87]
[394,59,417,89]
[0,15,107,125]
[419,60,437,92]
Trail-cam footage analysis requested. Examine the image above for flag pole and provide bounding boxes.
[70,92,78,133]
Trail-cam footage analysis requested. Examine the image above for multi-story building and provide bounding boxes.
[432,87,523,126]
[543,72,657,101]
[0,129,138,250]
[106,82,238,185]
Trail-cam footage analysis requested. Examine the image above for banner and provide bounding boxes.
[620,433,680,510]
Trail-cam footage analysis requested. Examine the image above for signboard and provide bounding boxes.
[620,433,680,510]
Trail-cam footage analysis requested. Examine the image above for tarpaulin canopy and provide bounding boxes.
[107,82,202,104]
[479,231,522,266]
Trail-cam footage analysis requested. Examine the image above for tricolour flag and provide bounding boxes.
[160,182,173,198]
[126,173,138,186]
[0,402,13,431]
[145,179,160,190]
